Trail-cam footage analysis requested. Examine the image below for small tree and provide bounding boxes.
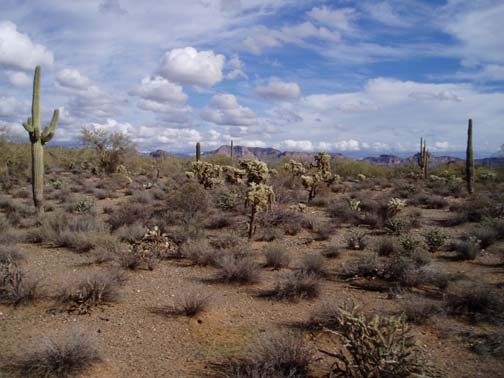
[80,127,136,175]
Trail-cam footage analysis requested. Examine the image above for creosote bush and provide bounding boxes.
[5,333,101,378]
[322,240,341,259]
[181,239,218,267]
[299,253,326,277]
[262,272,320,301]
[151,291,209,318]
[263,243,290,270]
[215,254,260,284]
[0,261,39,306]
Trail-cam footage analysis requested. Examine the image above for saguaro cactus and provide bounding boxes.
[418,137,428,179]
[22,66,59,211]
[466,119,475,194]
[196,142,201,162]
[230,140,234,163]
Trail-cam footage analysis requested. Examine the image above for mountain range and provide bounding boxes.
[150,145,503,168]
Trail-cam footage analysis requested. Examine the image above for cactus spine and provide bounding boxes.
[196,142,201,162]
[466,119,475,194]
[22,66,59,212]
[418,137,428,179]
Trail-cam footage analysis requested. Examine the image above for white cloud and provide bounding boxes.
[362,2,409,27]
[0,96,23,119]
[0,21,54,70]
[201,94,257,126]
[333,139,361,151]
[158,47,225,87]
[433,141,452,151]
[307,6,357,31]
[99,0,128,16]
[5,71,31,87]
[256,78,301,100]
[56,69,92,90]
[130,76,187,104]
[275,140,314,151]
[242,29,281,55]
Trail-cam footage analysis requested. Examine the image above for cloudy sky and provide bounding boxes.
[0,0,503,156]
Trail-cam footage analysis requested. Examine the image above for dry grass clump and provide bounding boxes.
[345,229,368,250]
[5,332,101,378]
[0,245,24,264]
[215,254,260,284]
[150,291,209,318]
[210,333,312,378]
[58,269,125,314]
[322,240,341,259]
[263,243,290,270]
[181,239,219,266]
[445,280,504,323]
[400,297,442,324]
[299,253,327,277]
[452,237,481,260]
[262,272,320,301]
[0,261,39,306]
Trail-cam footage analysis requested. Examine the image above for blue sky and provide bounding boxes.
[0,0,503,156]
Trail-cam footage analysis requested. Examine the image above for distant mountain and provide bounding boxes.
[150,145,503,168]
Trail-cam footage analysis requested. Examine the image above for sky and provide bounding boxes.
[0,0,503,156]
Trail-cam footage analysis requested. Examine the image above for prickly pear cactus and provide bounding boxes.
[245,183,275,239]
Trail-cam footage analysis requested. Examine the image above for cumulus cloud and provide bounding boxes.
[130,76,187,104]
[201,94,257,126]
[99,0,128,15]
[56,69,92,90]
[0,21,54,70]
[5,71,31,87]
[226,55,247,80]
[158,47,225,87]
[0,96,24,120]
[256,78,301,100]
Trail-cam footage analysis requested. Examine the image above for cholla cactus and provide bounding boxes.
[284,159,306,177]
[357,173,367,182]
[387,197,407,216]
[348,198,361,212]
[187,161,222,188]
[479,171,497,181]
[289,203,306,213]
[301,174,318,201]
[313,152,331,173]
[143,182,153,189]
[245,183,275,239]
[222,165,246,184]
[240,159,270,184]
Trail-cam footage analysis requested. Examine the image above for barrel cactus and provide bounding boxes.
[245,183,275,239]
[22,66,60,211]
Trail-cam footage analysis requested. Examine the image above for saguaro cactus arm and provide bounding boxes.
[41,109,59,145]
[23,117,34,133]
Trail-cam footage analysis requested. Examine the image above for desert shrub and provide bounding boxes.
[5,333,101,378]
[311,220,333,241]
[339,253,382,279]
[56,230,116,254]
[167,182,209,225]
[115,222,147,243]
[327,201,359,224]
[400,297,441,324]
[0,245,24,264]
[215,254,260,284]
[384,217,410,235]
[299,253,326,277]
[322,240,341,259]
[422,228,448,252]
[107,202,152,230]
[258,207,305,235]
[450,194,496,224]
[254,227,283,242]
[375,237,398,256]
[453,237,481,260]
[0,262,39,306]
[320,304,436,378]
[481,217,504,239]
[151,291,209,317]
[410,193,448,209]
[181,239,218,267]
[119,246,158,271]
[58,269,124,314]
[472,227,498,249]
[64,195,96,214]
[346,229,368,250]
[205,215,232,230]
[215,188,241,211]
[445,281,504,322]
[469,330,504,358]
[211,333,312,378]
[308,302,349,329]
[210,233,241,250]
[263,272,320,301]
[263,244,290,270]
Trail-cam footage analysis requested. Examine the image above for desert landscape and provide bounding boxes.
[1,1,504,377]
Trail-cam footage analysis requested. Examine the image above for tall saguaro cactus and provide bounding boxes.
[230,140,234,163]
[418,137,428,179]
[22,66,59,211]
[196,142,201,162]
[466,119,475,194]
